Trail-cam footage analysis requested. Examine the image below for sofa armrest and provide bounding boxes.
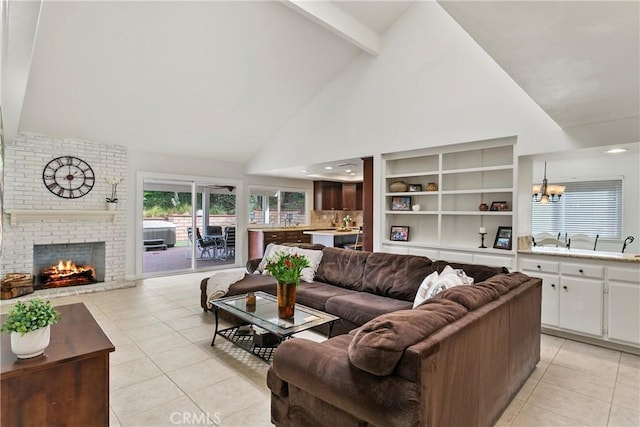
[271,338,421,426]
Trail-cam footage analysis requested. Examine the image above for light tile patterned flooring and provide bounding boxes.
[4,273,639,426]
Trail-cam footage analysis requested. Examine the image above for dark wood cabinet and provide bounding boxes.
[341,183,363,211]
[248,230,312,259]
[314,181,363,211]
[1,303,114,427]
[314,181,343,210]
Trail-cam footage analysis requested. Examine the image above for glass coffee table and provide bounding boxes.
[210,291,339,363]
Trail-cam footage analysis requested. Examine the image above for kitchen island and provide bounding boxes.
[303,229,361,248]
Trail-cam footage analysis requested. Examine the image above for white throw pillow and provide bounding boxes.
[413,271,439,308]
[425,266,474,299]
[289,247,324,283]
[257,244,291,273]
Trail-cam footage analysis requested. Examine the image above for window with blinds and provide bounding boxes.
[531,179,623,239]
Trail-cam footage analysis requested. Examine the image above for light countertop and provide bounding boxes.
[247,226,329,232]
[303,229,361,236]
[518,247,640,263]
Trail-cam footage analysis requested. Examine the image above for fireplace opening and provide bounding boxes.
[33,242,105,289]
[40,260,97,288]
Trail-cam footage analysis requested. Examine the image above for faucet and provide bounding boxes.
[622,236,634,253]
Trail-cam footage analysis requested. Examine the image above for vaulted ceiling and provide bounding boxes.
[5,1,639,176]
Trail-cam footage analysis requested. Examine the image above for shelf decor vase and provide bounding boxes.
[276,282,296,319]
[389,181,408,192]
[11,325,50,359]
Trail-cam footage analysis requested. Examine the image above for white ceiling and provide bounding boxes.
[439,0,639,128]
[9,0,640,181]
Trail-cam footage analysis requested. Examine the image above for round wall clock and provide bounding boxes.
[42,156,95,199]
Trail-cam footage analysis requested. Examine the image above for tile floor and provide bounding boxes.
[4,273,639,426]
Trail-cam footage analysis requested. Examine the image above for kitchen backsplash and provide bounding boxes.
[311,210,363,228]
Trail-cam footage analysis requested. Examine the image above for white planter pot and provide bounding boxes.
[106,202,117,211]
[11,325,51,359]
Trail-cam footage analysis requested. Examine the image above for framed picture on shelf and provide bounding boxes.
[391,196,412,211]
[390,226,410,242]
[490,201,509,211]
[408,184,422,192]
[493,226,513,250]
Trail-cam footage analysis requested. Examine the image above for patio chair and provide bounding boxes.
[195,228,218,259]
[224,226,236,257]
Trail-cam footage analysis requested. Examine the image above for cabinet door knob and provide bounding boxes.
[563,286,568,290]
[579,269,584,273]
[551,284,556,288]
[537,265,541,269]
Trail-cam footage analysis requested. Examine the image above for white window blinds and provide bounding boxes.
[531,179,623,239]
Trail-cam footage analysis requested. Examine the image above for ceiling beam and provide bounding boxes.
[281,0,380,55]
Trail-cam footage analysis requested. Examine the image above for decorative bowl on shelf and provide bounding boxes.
[479,203,489,211]
[389,181,408,192]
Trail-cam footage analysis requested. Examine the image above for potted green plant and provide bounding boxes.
[264,252,310,319]
[1,298,61,359]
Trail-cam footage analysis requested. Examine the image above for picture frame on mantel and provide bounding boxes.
[493,226,513,250]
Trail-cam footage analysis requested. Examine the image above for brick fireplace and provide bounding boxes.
[1,134,132,296]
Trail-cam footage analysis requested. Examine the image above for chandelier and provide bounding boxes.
[532,161,565,204]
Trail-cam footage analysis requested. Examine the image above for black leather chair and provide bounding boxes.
[224,226,236,257]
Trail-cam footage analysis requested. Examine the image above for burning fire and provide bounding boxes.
[41,260,96,283]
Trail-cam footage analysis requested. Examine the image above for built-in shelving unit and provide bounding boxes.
[381,138,517,268]
[6,210,119,225]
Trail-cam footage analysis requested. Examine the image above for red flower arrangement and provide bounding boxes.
[264,251,310,285]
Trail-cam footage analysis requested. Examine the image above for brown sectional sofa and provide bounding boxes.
[269,271,541,427]
[200,246,512,335]
[199,246,542,426]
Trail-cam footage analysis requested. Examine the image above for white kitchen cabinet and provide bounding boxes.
[535,272,561,327]
[519,253,639,352]
[558,277,603,336]
[607,266,640,346]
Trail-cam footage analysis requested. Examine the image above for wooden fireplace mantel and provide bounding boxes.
[5,210,119,225]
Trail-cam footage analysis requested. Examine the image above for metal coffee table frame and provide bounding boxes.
[210,291,338,363]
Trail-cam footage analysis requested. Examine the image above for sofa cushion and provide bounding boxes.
[325,292,413,328]
[414,298,469,320]
[348,309,455,376]
[315,247,371,291]
[296,282,359,312]
[362,252,434,302]
[434,283,500,311]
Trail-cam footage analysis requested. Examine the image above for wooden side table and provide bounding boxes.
[1,303,115,427]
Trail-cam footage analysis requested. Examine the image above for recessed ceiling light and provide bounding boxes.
[350,173,356,176]
[300,169,307,173]
[605,148,628,154]
[324,166,333,170]
[345,169,352,173]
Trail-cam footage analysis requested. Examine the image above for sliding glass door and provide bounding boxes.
[142,178,237,276]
